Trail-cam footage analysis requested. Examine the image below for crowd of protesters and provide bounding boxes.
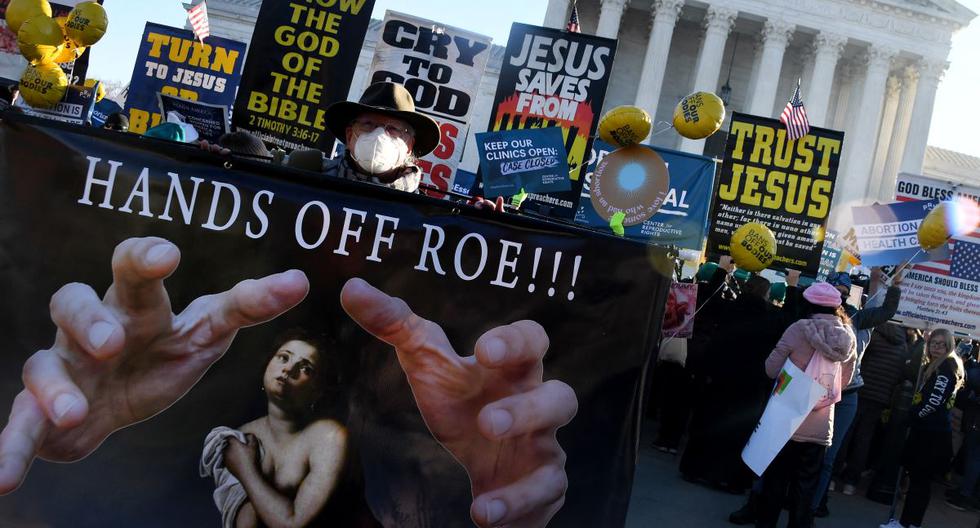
[646,260,980,528]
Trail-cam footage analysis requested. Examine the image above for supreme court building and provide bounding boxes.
[200,0,977,224]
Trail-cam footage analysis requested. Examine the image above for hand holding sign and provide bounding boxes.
[341,279,576,528]
[0,237,311,494]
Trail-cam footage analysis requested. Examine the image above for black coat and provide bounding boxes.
[859,322,909,405]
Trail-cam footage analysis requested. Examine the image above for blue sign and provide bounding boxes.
[475,127,571,198]
[852,200,949,267]
[124,23,246,135]
[574,140,717,251]
[91,98,123,128]
[452,169,479,197]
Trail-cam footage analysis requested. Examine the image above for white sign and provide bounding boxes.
[742,360,825,476]
[367,11,492,198]
[894,173,980,338]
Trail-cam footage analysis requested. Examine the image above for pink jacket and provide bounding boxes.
[765,314,857,446]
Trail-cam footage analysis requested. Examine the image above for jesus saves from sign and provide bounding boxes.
[720,120,842,220]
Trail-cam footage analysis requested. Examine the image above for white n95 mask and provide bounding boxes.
[351,127,409,174]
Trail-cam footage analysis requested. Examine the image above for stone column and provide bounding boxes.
[806,32,847,127]
[634,0,685,142]
[880,66,918,200]
[746,18,795,117]
[746,36,763,100]
[678,5,737,153]
[596,0,630,39]
[834,45,897,221]
[543,0,570,29]
[899,58,947,175]
[868,75,902,200]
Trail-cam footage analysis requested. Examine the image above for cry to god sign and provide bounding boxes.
[124,23,246,134]
[367,11,492,197]
[707,113,844,275]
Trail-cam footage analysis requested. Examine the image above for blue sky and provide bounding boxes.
[88,0,980,158]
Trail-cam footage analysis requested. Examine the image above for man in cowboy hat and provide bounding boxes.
[315,81,440,193]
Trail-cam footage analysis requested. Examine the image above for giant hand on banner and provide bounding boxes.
[342,279,576,528]
[0,236,576,527]
[0,237,310,491]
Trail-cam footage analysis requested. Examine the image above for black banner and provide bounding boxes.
[158,93,229,143]
[485,23,616,220]
[0,114,668,527]
[707,113,844,275]
[232,0,376,153]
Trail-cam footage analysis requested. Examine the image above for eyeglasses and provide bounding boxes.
[351,119,414,142]
[929,340,948,350]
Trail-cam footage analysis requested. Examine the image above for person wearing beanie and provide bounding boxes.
[755,281,857,528]
[103,112,129,133]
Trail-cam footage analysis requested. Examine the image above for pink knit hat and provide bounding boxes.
[803,282,843,308]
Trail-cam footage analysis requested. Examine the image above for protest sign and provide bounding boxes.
[663,282,697,339]
[452,168,478,196]
[575,140,717,250]
[124,22,245,135]
[851,200,948,267]
[476,127,569,198]
[368,11,491,198]
[233,0,376,153]
[893,174,980,337]
[0,112,670,527]
[158,93,229,143]
[816,230,843,281]
[13,81,96,124]
[707,113,844,276]
[0,0,100,85]
[90,97,122,127]
[485,23,616,219]
[742,360,825,476]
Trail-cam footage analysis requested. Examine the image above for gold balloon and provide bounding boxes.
[918,202,950,251]
[65,1,108,47]
[5,0,51,34]
[673,91,726,140]
[730,222,777,272]
[51,16,85,63]
[17,14,63,62]
[19,59,68,108]
[83,78,105,102]
[598,105,652,148]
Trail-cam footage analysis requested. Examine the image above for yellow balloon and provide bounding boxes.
[19,59,68,108]
[598,105,652,148]
[51,16,85,63]
[17,14,63,62]
[673,91,726,140]
[918,202,950,251]
[84,78,104,102]
[65,1,108,47]
[730,222,777,272]
[5,0,52,34]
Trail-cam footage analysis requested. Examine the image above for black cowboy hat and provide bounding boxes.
[325,82,440,157]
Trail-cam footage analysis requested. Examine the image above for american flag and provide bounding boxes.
[950,240,980,282]
[897,195,980,278]
[567,2,581,33]
[780,81,810,141]
[187,1,210,43]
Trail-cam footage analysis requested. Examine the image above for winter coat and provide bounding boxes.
[765,314,857,445]
[912,357,960,432]
[859,322,909,406]
[843,286,901,392]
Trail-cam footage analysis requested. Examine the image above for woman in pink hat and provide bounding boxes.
[755,281,857,528]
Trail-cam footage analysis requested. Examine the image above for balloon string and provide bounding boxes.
[650,120,674,138]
